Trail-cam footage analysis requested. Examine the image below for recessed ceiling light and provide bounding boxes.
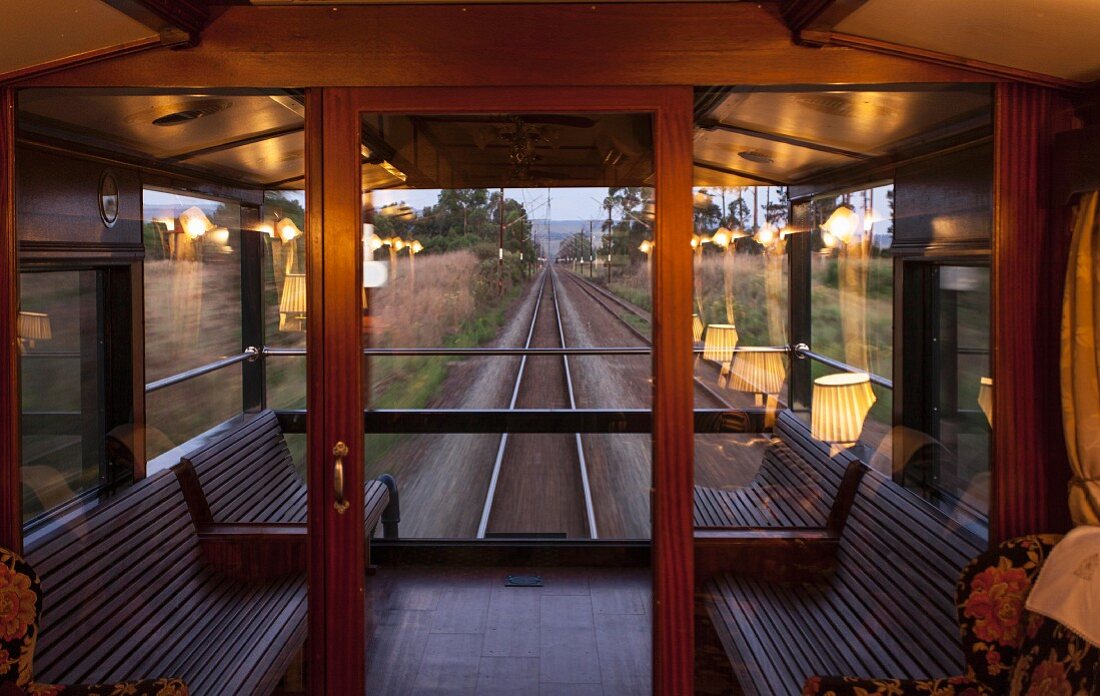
[127,99,231,127]
[738,150,774,164]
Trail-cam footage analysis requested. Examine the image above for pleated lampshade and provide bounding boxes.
[702,324,738,363]
[692,314,704,343]
[977,377,992,426]
[18,311,52,342]
[726,348,787,394]
[811,372,876,444]
[279,273,307,332]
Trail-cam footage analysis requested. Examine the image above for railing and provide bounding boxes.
[144,347,259,393]
[790,343,894,390]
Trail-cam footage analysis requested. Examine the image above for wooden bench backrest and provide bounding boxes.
[23,469,203,684]
[833,463,986,677]
[180,410,306,524]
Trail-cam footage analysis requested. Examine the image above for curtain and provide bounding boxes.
[1061,191,1100,526]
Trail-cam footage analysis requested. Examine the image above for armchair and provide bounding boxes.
[803,535,1099,696]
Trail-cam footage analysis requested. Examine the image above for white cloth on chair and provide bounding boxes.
[1026,525,1100,648]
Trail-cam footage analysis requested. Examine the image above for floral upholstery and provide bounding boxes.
[0,548,188,696]
[803,675,991,695]
[802,535,1100,696]
[0,548,40,688]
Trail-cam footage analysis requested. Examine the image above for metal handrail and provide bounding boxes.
[791,343,894,390]
[144,347,259,394]
[263,345,791,357]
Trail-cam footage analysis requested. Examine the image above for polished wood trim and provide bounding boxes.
[991,83,1078,541]
[798,29,1087,91]
[304,88,328,696]
[780,0,869,33]
[694,160,788,186]
[0,87,20,552]
[0,37,161,86]
[653,86,695,696]
[197,523,307,580]
[311,87,367,696]
[100,0,211,46]
[17,4,989,89]
[694,528,838,586]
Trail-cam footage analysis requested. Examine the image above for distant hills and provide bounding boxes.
[529,219,603,256]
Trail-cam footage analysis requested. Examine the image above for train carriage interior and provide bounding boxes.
[2,3,1099,696]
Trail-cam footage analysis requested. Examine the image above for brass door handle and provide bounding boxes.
[333,441,350,514]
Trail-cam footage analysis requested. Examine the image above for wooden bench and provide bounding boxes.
[172,410,397,579]
[22,410,397,695]
[693,411,865,585]
[699,411,985,696]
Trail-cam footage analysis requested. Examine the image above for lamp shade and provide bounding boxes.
[18,311,52,343]
[692,314,704,343]
[822,204,859,245]
[279,273,307,332]
[978,376,993,426]
[702,324,738,363]
[811,372,876,444]
[726,348,787,394]
[276,217,302,243]
[179,206,214,239]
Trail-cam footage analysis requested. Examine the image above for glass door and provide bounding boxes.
[318,86,695,695]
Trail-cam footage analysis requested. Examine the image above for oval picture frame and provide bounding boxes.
[98,170,120,228]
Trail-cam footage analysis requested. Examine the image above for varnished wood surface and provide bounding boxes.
[0,86,19,552]
[652,86,696,696]
[23,468,306,696]
[365,566,651,696]
[316,87,369,695]
[704,457,985,695]
[17,4,988,89]
[798,30,1087,91]
[991,84,1077,541]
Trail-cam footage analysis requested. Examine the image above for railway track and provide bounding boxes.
[557,268,733,409]
[476,267,599,539]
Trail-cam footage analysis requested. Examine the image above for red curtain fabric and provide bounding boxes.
[992,83,1078,541]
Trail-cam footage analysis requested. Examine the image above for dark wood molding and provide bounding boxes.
[0,87,20,553]
[798,30,1087,91]
[17,4,989,89]
[197,523,307,580]
[698,119,872,160]
[0,37,161,86]
[780,0,869,33]
[694,160,788,186]
[99,0,212,47]
[694,528,838,586]
[991,83,1077,541]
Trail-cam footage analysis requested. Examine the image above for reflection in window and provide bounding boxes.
[142,189,243,459]
[808,185,894,459]
[20,271,103,520]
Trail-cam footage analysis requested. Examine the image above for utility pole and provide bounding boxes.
[589,220,594,278]
[498,186,504,296]
[607,200,613,283]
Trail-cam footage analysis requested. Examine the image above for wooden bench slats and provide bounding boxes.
[704,410,984,695]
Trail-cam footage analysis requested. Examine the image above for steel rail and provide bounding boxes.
[791,345,894,390]
[560,269,736,410]
[548,267,599,540]
[476,268,550,539]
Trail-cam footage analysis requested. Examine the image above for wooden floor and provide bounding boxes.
[365,566,652,695]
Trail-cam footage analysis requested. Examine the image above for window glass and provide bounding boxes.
[142,189,243,459]
[808,185,894,460]
[20,270,104,520]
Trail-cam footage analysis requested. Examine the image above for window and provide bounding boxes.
[142,189,244,459]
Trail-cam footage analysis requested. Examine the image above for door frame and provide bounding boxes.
[309,85,695,695]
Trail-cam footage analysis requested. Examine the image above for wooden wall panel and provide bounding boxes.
[991,83,1078,541]
[0,87,19,552]
[18,4,986,89]
[893,141,993,253]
